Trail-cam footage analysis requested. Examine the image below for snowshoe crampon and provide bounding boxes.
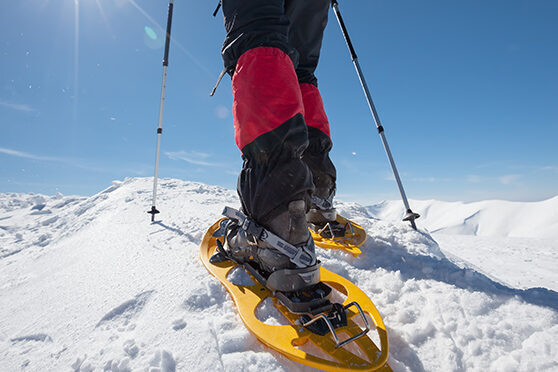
[200,218,391,371]
[309,215,367,257]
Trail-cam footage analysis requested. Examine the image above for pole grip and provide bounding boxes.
[163,1,174,66]
[332,1,358,61]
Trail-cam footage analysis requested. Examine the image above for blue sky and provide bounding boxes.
[1,0,557,204]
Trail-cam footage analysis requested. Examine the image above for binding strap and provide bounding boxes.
[222,207,316,268]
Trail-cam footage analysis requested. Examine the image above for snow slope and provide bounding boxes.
[367,197,558,292]
[367,197,558,239]
[1,178,557,371]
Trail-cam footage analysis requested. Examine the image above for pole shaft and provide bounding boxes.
[150,0,174,219]
[151,65,169,209]
[353,59,411,212]
[332,0,418,229]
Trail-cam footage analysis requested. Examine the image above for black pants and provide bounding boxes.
[222,0,336,224]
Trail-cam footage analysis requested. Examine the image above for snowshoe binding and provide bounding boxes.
[210,201,321,293]
[201,206,391,371]
[307,196,367,256]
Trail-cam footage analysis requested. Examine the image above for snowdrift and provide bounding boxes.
[1,178,557,371]
[367,197,558,239]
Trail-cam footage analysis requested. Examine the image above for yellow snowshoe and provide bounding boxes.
[309,214,367,257]
[200,217,391,371]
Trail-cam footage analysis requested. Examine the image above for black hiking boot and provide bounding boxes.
[306,176,346,238]
[220,200,321,292]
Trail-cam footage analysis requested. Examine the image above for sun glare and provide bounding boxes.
[67,0,215,103]
[94,0,112,32]
[73,0,80,120]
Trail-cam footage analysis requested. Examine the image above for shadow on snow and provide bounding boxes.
[358,232,558,312]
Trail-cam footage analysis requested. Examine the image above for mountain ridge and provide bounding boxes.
[366,196,558,239]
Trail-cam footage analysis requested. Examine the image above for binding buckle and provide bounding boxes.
[221,206,314,268]
[241,218,265,240]
[316,221,354,240]
[302,301,370,348]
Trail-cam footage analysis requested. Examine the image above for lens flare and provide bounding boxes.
[143,26,163,49]
[144,26,157,40]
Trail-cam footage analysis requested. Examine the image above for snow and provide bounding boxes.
[367,197,558,291]
[367,197,558,239]
[434,234,558,292]
[0,178,557,371]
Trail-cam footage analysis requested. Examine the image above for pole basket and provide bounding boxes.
[148,206,160,222]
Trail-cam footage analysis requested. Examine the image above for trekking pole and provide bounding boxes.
[331,0,420,230]
[148,0,174,222]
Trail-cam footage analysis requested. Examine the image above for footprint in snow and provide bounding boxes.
[31,203,46,211]
[149,350,176,372]
[30,203,52,215]
[10,333,53,343]
[102,357,131,372]
[96,290,155,330]
[41,215,59,226]
[10,333,53,361]
[172,319,187,331]
[123,339,140,359]
[35,233,52,247]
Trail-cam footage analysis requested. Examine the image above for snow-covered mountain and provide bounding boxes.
[1,178,557,371]
[367,197,558,239]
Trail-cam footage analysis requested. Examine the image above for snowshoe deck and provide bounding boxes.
[200,218,391,371]
[309,215,366,256]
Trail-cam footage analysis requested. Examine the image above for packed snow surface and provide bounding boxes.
[1,178,557,371]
